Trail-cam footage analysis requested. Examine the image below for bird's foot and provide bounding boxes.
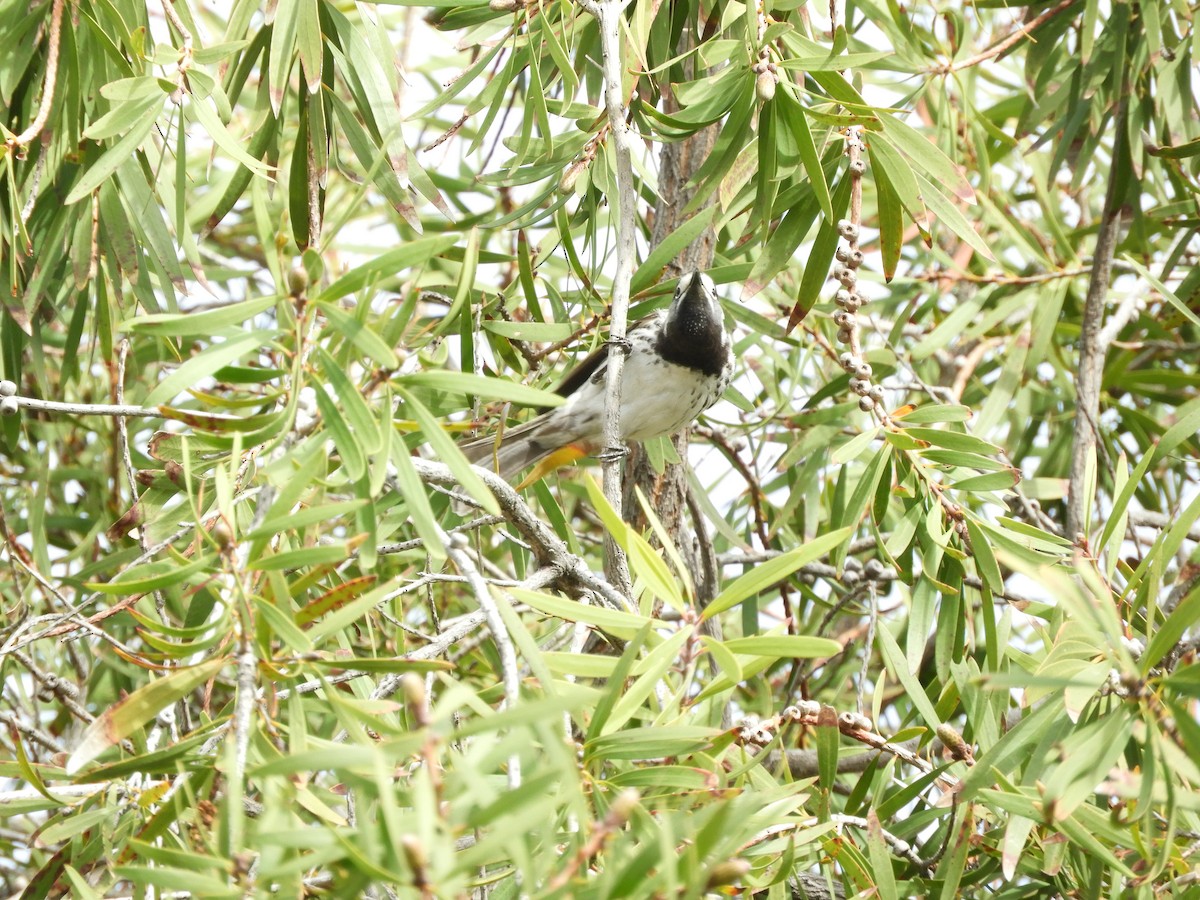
[607,335,633,356]
[597,444,629,463]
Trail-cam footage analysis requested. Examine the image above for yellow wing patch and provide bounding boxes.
[515,444,591,490]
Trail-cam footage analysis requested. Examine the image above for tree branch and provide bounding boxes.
[1066,95,1128,542]
[440,525,522,789]
[582,0,637,597]
[409,459,633,614]
[8,0,65,148]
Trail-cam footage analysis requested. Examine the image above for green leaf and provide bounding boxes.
[966,519,1004,593]
[315,301,401,368]
[318,234,458,302]
[482,321,574,342]
[312,378,367,482]
[64,106,162,205]
[792,173,853,324]
[317,347,382,453]
[783,94,833,221]
[296,0,323,93]
[67,657,227,773]
[876,624,940,727]
[396,386,499,515]
[389,438,444,561]
[249,542,352,571]
[872,148,904,281]
[587,726,719,760]
[721,635,842,658]
[244,499,367,539]
[401,371,565,408]
[915,172,997,262]
[701,636,744,685]
[121,295,281,337]
[143,331,275,407]
[630,207,718,295]
[85,555,214,594]
[879,113,974,203]
[190,95,275,176]
[603,629,690,734]
[904,427,1002,456]
[510,588,655,639]
[704,527,855,619]
[950,470,1019,492]
[1145,574,1200,670]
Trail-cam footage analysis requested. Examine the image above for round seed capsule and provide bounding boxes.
[755,70,777,102]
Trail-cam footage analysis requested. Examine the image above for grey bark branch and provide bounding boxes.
[440,525,522,788]
[583,0,637,597]
[1066,96,1128,542]
[408,459,633,614]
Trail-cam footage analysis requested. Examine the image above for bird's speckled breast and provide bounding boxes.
[612,327,728,442]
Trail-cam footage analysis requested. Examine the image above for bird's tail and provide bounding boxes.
[459,413,579,483]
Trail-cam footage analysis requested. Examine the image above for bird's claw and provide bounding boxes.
[597,445,628,463]
[607,336,633,356]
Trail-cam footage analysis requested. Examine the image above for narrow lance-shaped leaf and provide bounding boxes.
[67,657,227,773]
[703,527,854,619]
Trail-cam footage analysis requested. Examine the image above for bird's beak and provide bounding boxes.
[677,270,718,311]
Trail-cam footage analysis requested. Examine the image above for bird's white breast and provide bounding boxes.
[553,325,727,445]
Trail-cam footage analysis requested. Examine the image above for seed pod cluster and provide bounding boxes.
[832,131,884,412]
[753,56,778,102]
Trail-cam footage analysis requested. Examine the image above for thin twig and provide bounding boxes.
[440,526,522,789]
[579,0,636,597]
[9,0,65,148]
[927,0,1077,75]
[10,396,161,417]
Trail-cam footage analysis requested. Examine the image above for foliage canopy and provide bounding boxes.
[1,0,1199,896]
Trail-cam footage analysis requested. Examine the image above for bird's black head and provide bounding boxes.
[657,271,729,376]
[665,271,721,336]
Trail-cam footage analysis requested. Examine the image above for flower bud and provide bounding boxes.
[287,266,308,298]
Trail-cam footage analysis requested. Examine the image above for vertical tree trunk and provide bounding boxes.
[622,71,720,601]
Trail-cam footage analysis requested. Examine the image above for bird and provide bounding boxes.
[460,270,733,484]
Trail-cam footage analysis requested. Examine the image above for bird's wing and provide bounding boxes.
[550,313,659,401]
[552,343,608,400]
